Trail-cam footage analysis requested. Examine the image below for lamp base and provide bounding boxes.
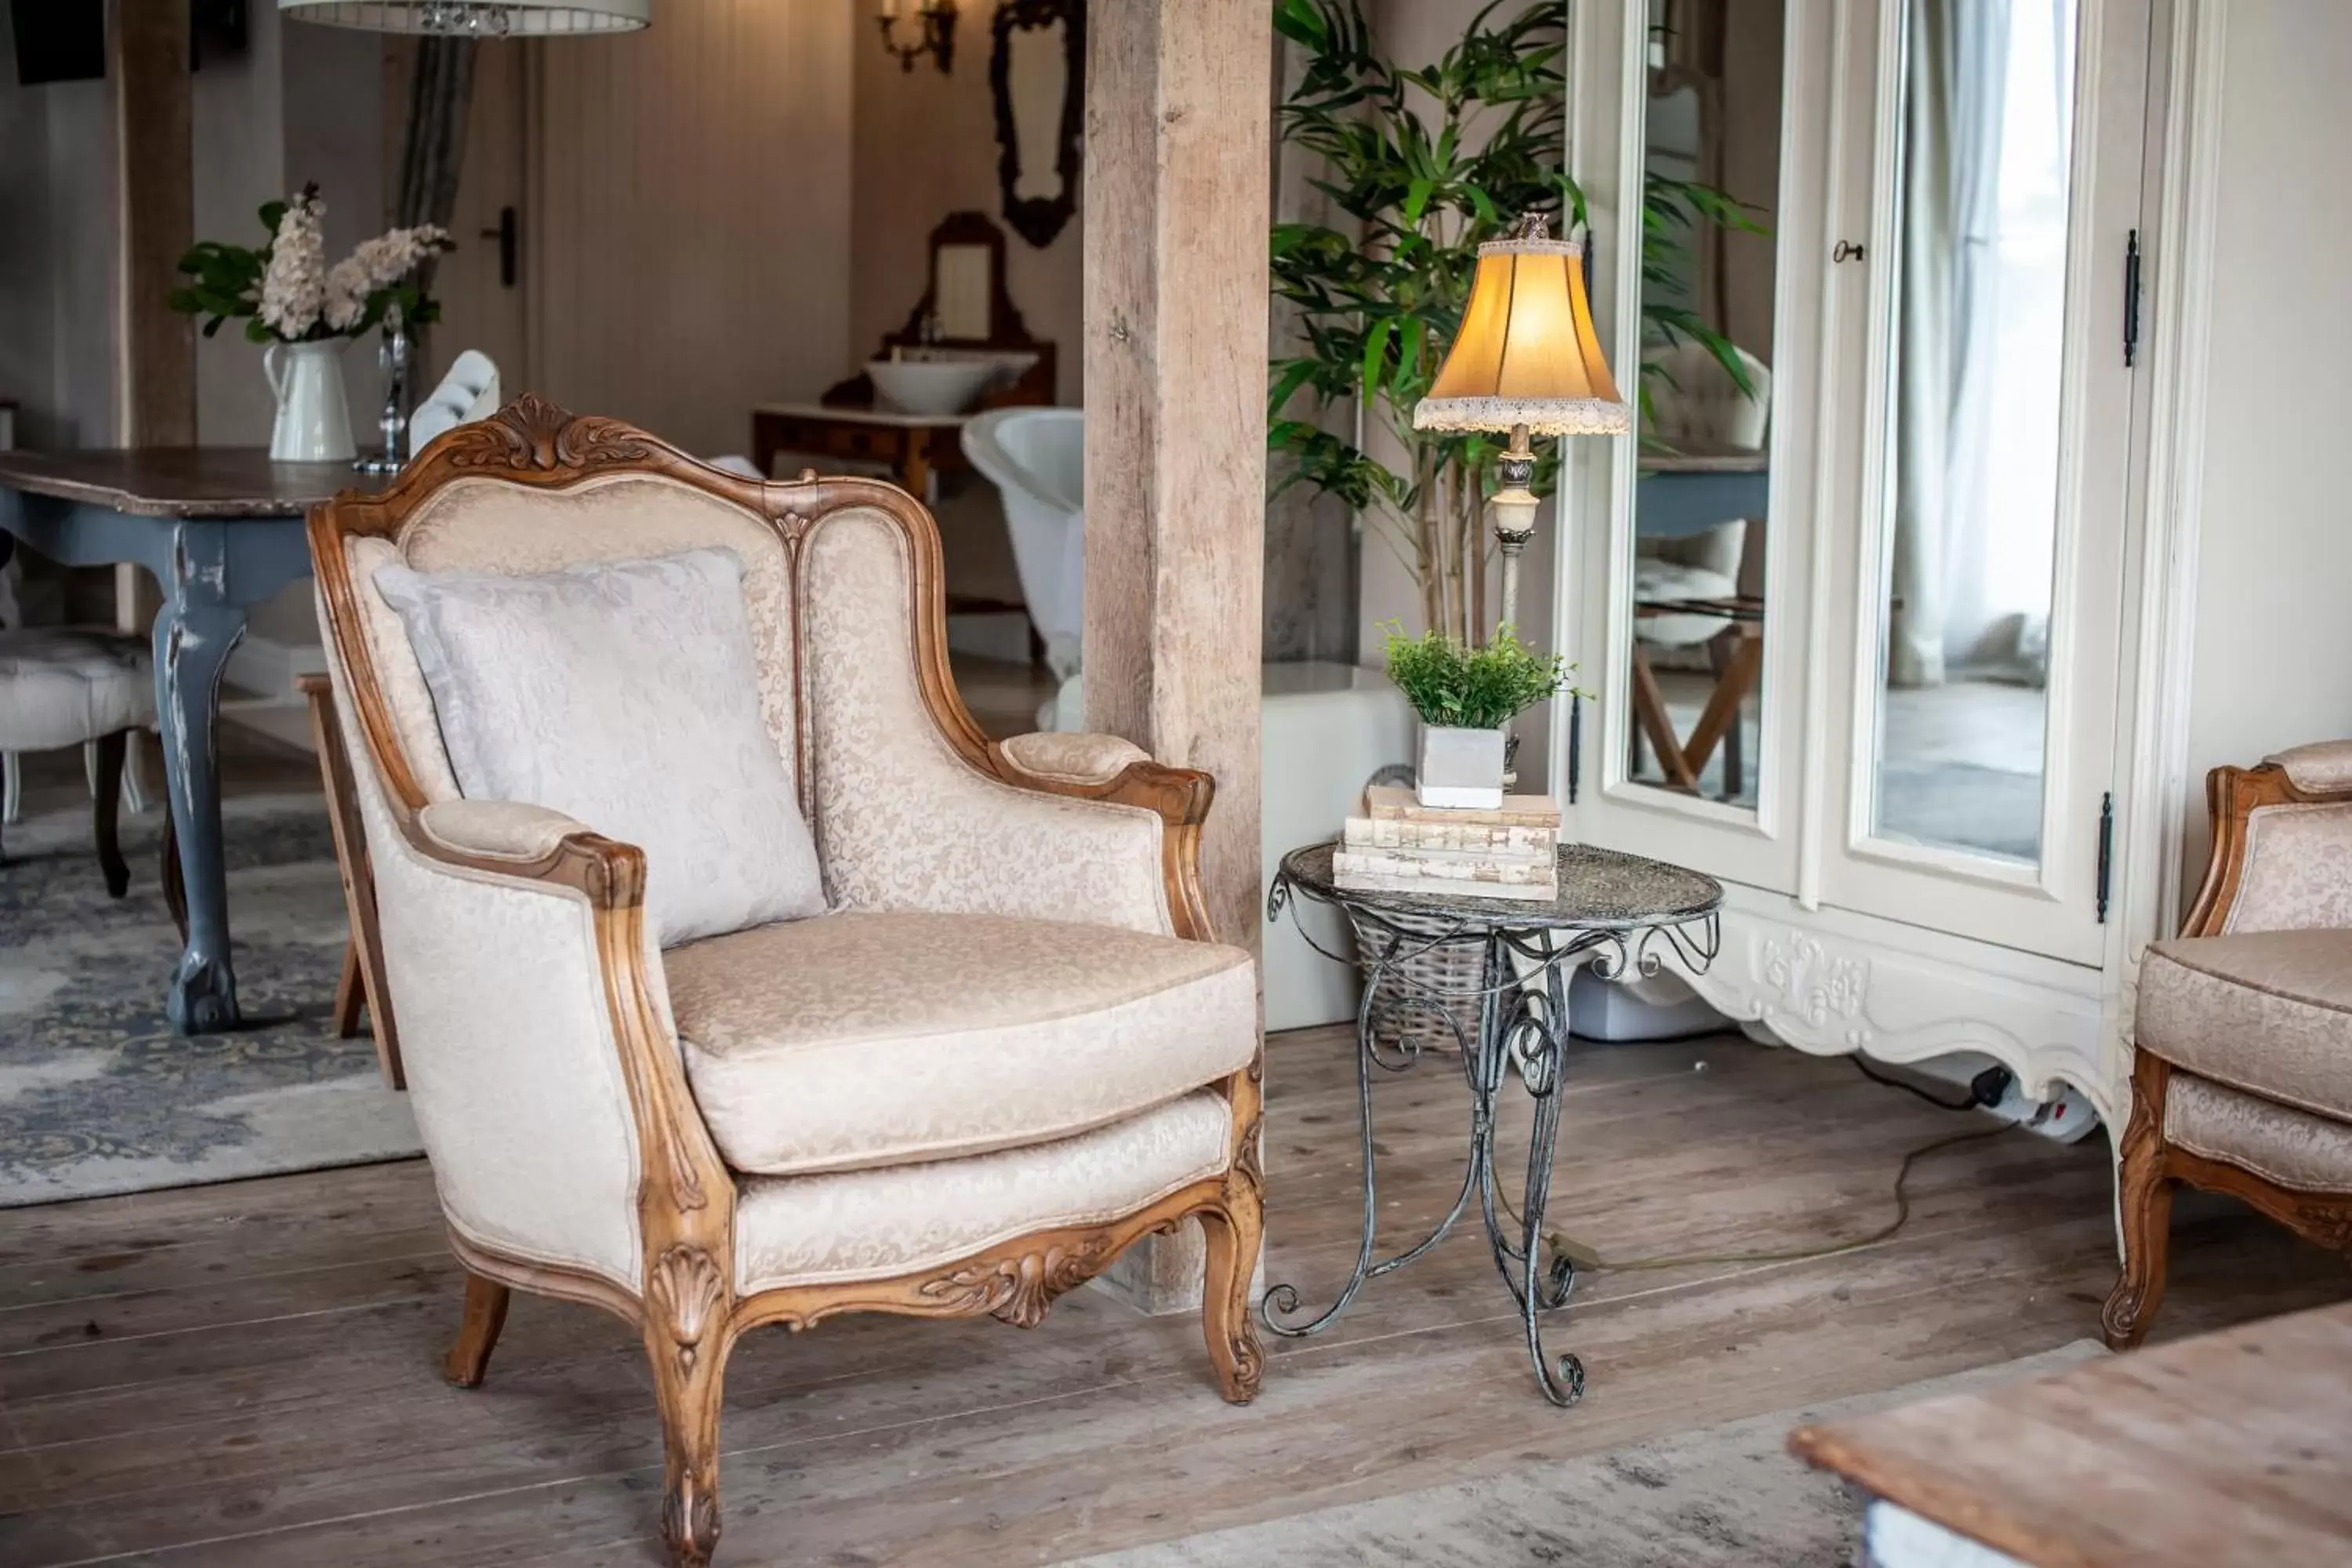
[1494,423,1539,635]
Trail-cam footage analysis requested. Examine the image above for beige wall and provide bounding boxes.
[529,1,854,457]
[2178,0,2352,898]
[849,3,1083,406]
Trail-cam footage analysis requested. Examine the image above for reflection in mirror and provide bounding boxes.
[935,243,994,339]
[1624,0,1780,810]
[1871,0,2078,866]
[1005,20,1064,203]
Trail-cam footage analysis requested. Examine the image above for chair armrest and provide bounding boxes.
[2182,750,2352,937]
[379,797,731,1301]
[988,731,1217,942]
[998,731,1151,786]
[418,799,598,869]
[2265,740,2352,799]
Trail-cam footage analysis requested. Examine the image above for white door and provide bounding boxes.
[1816,0,2153,965]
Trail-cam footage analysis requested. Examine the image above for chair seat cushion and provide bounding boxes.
[1632,557,1737,648]
[0,629,153,753]
[2165,1070,2352,1193]
[667,910,1257,1176]
[735,1089,1232,1290]
[2138,931,2352,1120]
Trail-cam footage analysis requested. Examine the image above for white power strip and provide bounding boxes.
[1982,1076,2100,1144]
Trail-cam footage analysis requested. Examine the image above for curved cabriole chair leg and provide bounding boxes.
[2103,1058,2176,1350]
[445,1272,511,1388]
[1199,1184,1267,1404]
[644,1305,731,1568]
[92,730,129,898]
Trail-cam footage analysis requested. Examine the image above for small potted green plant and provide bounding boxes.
[1382,622,1572,809]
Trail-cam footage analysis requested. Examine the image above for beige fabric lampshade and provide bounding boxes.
[1414,235,1631,437]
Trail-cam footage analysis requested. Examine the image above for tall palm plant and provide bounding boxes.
[1269,0,1758,644]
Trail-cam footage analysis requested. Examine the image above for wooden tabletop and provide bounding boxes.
[1791,1301,2352,1567]
[0,447,389,519]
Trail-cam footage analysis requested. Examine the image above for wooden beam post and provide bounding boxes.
[111,0,196,640]
[112,0,198,448]
[1082,0,1272,1313]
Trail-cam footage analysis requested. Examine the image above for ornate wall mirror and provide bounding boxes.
[823,212,1055,407]
[991,0,1085,249]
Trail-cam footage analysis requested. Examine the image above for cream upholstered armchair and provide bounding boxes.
[307,397,1265,1568]
[2104,741,2352,1348]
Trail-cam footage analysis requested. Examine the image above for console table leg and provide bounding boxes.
[154,580,246,1034]
[1477,949,1584,1406]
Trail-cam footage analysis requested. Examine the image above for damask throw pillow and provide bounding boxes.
[372,546,826,946]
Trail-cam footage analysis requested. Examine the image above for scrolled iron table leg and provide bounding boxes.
[1261,927,1486,1340]
[1261,847,1724,1405]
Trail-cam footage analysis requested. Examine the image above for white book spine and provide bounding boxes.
[1343,816,1555,854]
[1333,849,1558,888]
[1331,867,1557,902]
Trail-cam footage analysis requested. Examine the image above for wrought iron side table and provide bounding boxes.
[1265,840,1723,1406]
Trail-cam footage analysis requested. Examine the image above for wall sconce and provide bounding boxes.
[878,0,956,74]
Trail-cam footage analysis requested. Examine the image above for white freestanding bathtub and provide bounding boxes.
[960,408,1086,680]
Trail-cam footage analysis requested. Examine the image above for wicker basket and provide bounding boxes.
[1348,907,1486,1058]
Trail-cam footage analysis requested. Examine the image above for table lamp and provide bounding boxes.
[1413,214,1631,638]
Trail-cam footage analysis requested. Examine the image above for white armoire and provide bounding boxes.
[1548,0,2212,1151]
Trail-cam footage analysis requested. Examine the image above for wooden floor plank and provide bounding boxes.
[0,1029,2342,1568]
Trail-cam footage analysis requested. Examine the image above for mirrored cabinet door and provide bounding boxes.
[1819,0,2152,964]
[1560,0,1835,895]
[1559,0,2154,968]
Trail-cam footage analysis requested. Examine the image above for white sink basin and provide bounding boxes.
[867,358,998,417]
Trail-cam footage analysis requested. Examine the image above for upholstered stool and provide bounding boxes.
[0,627,155,895]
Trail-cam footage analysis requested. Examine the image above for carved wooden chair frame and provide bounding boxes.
[2103,758,2352,1349]
[307,397,1264,1567]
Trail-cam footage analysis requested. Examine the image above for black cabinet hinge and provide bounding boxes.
[2096,791,2114,924]
[2122,230,2141,368]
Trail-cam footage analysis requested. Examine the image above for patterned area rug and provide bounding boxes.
[0,789,419,1207]
[1071,1342,2105,1566]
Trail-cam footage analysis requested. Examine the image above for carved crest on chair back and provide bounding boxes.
[434,392,665,474]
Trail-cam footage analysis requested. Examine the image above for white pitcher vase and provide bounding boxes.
[263,339,355,463]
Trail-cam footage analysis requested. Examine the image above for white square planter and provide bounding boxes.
[1416,724,1507,809]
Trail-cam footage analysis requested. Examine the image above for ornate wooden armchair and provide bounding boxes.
[307,397,1264,1566]
[2105,741,2352,1348]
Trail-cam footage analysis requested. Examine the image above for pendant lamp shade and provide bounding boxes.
[1414,227,1630,438]
[280,0,649,33]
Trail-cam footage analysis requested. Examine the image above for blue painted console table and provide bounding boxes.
[1636,444,1769,540]
[0,448,382,1033]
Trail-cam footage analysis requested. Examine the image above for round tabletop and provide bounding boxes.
[1276,840,1722,933]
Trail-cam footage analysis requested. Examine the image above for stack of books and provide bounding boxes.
[1334,786,1562,901]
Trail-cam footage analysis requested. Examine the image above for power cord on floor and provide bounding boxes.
[1542,1123,2010,1275]
[1852,1054,2014,1114]
[1530,1058,2019,1276]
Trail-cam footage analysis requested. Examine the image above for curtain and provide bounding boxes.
[1886,0,2009,688]
[391,38,477,303]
